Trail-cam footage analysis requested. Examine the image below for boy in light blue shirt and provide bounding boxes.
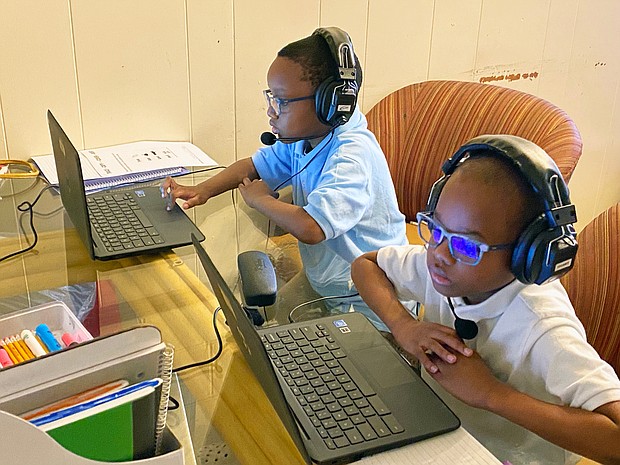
[164,27,406,328]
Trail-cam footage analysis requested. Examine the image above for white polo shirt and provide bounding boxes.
[377,244,620,465]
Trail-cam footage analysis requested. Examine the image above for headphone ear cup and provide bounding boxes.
[315,77,336,126]
[512,215,578,285]
[512,215,547,284]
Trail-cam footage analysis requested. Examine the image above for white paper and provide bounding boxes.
[354,428,502,465]
[32,141,218,185]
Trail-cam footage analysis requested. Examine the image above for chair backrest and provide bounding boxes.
[366,80,583,221]
[560,203,620,375]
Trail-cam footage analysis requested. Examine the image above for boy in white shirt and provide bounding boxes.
[351,135,620,465]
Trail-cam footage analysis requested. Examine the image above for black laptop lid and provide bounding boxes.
[191,235,312,464]
[47,110,96,259]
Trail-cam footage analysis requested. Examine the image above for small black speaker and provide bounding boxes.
[237,251,277,307]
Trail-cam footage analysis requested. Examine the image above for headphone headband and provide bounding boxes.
[444,135,571,215]
[311,27,359,127]
[312,27,357,81]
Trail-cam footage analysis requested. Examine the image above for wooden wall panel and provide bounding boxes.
[428,0,482,81]
[0,0,80,158]
[364,0,434,110]
[0,0,618,231]
[70,0,190,148]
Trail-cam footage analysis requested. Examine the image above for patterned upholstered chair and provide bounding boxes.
[561,203,620,375]
[366,80,583,226]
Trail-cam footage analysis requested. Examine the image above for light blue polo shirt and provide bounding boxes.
[252,107,407,329]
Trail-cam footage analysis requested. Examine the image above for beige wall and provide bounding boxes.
[1,0,619,231]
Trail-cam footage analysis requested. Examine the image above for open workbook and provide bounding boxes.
[32,140,218,193]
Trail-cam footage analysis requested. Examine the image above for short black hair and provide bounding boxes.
[278,33,363,90]
[452,153,546,234]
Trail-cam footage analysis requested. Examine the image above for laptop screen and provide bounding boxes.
[191,235,311,464]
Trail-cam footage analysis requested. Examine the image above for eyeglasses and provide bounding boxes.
[0,160,40,179]
[263,89,315,117]
[416,212,514,266]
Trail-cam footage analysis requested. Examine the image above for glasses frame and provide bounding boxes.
[416,211,514,266]
[0,160,40,179]
[263,89,315,117]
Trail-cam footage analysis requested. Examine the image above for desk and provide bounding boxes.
[0,175,500,465]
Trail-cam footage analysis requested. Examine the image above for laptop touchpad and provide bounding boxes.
[352,346,414,389]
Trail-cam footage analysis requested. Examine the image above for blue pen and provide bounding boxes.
[35,323,62,352]
[31,378,162,427]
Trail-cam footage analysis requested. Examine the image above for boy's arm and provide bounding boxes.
[430,351,620,464]
[163,158,259,209]
[351,252,472,373]
[238,178,325,244]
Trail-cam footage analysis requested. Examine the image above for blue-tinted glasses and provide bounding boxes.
[416,212,514,266]
[263,89,315,117]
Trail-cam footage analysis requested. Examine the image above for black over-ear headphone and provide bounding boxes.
[312,27,359,127]
[425,134,578,285]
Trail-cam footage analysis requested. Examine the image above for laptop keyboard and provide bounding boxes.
[87,193,165,253]
[261,323,405,450]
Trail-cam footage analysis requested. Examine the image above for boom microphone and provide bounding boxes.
[260,132,278,145]
[447,298,479,340]
[260,127,336,146]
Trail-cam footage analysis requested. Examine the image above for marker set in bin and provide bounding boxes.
[0,324,85,368]
[0,301,93,369]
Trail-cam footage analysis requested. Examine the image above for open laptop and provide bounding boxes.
[192,235,460,465]
[47,110,205,260]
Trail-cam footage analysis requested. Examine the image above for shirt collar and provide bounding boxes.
[451,279,528,322]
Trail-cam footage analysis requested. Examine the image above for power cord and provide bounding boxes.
[167,306,224,411]
[288,292,360,323]
[171,306,223,374]
[0,184,56,262]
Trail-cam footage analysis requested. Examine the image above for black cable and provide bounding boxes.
[288,292,360,323]
[0,184,56,262]
[272,131,335,192]
[178,165,227,178]
[0,177,40,199]
[166,396,180,411]
[172,306,223,373]
[263,133,335,257]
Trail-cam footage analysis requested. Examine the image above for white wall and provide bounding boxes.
[1,0,618,232]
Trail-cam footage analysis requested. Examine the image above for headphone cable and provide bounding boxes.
[288,292,360,323]
[272,130,335,192]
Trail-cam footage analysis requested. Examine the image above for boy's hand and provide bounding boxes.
[238,178,279,208]
[161,177,210,210]
[427,349,505,409]
[392,319,473,374]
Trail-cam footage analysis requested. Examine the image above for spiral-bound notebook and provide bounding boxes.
[33,129,217,194]
[83,167,190,193]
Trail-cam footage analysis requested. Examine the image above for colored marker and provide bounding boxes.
[15,335,35,359]
[3,338,24,363]
[35,334,49,353]
[21,329,47,357]
[0,341,17,364]
[61,332,79,348]
[0,348,14,368]
[10,335,32,361]
[35,324,62,352]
